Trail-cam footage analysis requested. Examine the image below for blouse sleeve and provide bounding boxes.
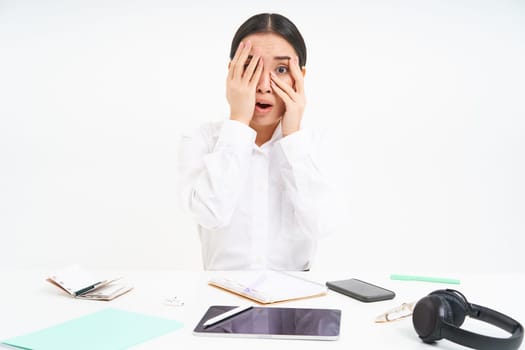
[274,128,339,239]
[177,120,256,230]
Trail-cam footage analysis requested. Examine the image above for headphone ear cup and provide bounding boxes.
[412,295,446,343]
[430,290,468,327]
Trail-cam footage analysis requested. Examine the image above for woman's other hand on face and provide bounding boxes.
[226,40,263,125]
[270,56,305,137]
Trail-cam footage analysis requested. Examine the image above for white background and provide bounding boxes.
[1,0,524,273]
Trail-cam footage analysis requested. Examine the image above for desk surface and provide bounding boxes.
[1,269,524,349]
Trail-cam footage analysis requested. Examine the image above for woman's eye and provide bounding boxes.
[243,59,252,71]
[276,66,288,74]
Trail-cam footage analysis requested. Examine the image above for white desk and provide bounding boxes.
[0,269,524,349]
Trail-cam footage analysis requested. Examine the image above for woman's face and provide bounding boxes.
[242,32,302,129]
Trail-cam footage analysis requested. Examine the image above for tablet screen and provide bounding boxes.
[193,305,341,340]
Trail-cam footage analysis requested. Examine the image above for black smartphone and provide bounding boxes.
[326,278,395,302]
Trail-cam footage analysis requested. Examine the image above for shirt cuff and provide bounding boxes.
[214,120,256,152]
[276,129,311,165]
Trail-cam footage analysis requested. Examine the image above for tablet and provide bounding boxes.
[193,305,341,340]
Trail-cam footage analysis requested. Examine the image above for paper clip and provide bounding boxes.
[164,296,184,307]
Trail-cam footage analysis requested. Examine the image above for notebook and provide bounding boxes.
[1,308,183,350]
[208,270,327,304]
[46,265,133,301]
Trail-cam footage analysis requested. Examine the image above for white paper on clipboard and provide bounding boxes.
[208,270,327,304]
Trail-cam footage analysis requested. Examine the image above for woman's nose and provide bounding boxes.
[257,70,271,94]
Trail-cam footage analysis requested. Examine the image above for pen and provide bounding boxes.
[390,274,460,285]
[74,281,106,296]
[203,305,253,327]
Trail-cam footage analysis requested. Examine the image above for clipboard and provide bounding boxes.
[208,270,327,304]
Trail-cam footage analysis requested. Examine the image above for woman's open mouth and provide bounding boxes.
[255,102,273,114]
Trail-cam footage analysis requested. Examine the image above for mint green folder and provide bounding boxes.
[2,308,183,350]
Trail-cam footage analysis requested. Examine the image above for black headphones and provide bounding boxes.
[412,289,523,350]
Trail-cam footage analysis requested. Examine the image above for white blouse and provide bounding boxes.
[177,119,336,270]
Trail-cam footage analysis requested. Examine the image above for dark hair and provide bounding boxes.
[229,13,307,67]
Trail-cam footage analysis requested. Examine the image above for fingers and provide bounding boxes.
[230,41,252,80]
[271,56,304,101]
[289,56,304,94]
[249,58,263,87]
[270,72,295,102]
[243,50,261,84]
[228,42,243,80]
[270,73,293,104]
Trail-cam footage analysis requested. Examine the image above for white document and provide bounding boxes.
[208,270,327,304]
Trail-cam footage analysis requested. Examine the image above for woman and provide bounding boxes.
[178,13,335,270]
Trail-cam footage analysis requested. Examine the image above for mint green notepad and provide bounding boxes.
[2,308,183,350]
